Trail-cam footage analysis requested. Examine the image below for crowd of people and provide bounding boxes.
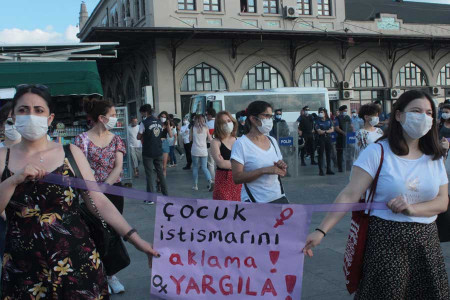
[0,84,450,298]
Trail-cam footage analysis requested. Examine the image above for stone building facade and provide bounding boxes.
[78,0,450,117]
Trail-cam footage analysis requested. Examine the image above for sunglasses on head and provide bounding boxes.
[16,84,49,91]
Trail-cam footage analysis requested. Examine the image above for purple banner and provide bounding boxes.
[151,197,312,300]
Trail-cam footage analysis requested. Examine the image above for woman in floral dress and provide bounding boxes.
[74,98,127,294]
[0,85,158,299]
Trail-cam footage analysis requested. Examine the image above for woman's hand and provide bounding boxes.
[130,235,160,268]
[440,137,449,151]
[274,160,287,171]
[12,164,46,185]
[387,196,416,216]
[266,165,287,177]
[302,231,325,257]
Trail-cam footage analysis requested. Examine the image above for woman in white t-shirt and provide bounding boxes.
[231,101,288,203]
[303,90,450,299]
[354,103,384,160]
[190,114,212,191]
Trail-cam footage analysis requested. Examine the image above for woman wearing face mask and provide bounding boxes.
[231,101,288,203]
[315,107,335,176]
[0,102,21,148]
[354,103,384,160]
[0,102,21,281]
[0,85,158,299]
[180,116,192,170]
[159,111,172,178]
[190,114,212,191]
[236,110,246,138]
[304,90,449,299]
[211,111,242,201]
[439,104,450,140]
[74,98,127,294]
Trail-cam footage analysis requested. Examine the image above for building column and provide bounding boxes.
[152,40,178,114]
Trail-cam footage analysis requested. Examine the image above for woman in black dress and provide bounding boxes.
[0,85,158,299]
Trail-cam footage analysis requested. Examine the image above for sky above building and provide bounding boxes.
[1,0,450,44]
[0,0,100,44]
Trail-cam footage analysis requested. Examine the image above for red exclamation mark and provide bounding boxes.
[269,251,280,273]
[285,275,297,300]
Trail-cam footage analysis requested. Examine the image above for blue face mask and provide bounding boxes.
[275,115,282,120]
[239,116,247,122]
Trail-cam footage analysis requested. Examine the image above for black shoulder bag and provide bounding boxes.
[63,145,130,275]
[243,137,289,204]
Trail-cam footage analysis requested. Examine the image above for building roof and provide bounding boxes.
[346,0,450,24]
[82,26,450,47]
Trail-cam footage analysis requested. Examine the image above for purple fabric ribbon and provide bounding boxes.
[41,173,157,203]
[41,174,389,212]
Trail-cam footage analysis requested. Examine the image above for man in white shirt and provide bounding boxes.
[206,108,216,191]
[128,116,142,178]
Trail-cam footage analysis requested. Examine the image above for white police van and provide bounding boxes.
[189,87,331,122]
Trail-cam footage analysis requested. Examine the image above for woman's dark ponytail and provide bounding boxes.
[83,97,114,123]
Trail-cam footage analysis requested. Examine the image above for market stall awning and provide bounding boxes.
[0,61,103,96]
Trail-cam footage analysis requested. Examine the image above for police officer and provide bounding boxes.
[334,105,353,172]
[298,106,317,166]
[314,107,335,176]
[270,108,289,139]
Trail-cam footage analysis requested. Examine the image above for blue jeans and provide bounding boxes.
[192,156,211,186]
[169,146,177,164]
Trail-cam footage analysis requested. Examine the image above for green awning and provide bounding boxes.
[0,61,103,96]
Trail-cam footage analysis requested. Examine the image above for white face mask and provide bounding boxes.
[319,112,325,118]
[352,113,358,118]
[304,111,309,116]
[161,117,167,123]
[223,122,234,134]
[15,115,49,141]
[401,112,433,140]
[257,118,273,135]
[442,113,450,120]
[103,116,117,131]
[369,116,379,127]
[183,120,189,125]
[4,124,21,141]
[342,111,348,116]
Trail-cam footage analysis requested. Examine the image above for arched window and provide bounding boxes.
[395,62,428,87]
[242,62,285,90]
[350,63,384,88]
[126,0,131,17]
[299,62,337,88]
[135,0,140,18]
[121,4,126,23]
[115,83,124,104]
[181,63,227,92]
[105,87,112,100]
[126,78,136,100]
[139,70,150,97]
[437,63,450,86]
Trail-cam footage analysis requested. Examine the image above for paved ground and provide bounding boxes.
[111,156,450,300]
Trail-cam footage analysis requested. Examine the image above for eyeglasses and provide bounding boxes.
[16,84,49,91]
[6,118,14,126]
